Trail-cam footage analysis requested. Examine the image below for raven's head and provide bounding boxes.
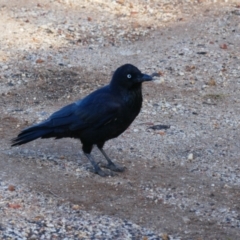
[110,64,152,90]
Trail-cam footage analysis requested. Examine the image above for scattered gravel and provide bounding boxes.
[0,179,170,240]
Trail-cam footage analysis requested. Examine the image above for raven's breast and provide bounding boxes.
[79,87,143,145]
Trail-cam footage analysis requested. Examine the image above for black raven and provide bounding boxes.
[11,64,153,176]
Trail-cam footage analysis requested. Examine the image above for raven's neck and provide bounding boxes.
[121,84,143,111]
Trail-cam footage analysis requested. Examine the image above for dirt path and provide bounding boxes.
[1,0,240,239]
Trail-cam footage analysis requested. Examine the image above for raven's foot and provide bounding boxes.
[84,153,115,177]
[98,148,125,172]
[86,165,115,177]
[101,162,125,172]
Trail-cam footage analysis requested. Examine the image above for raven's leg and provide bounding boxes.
[82,144,113,177]
[84,153,113,177]
[97,143,125,172]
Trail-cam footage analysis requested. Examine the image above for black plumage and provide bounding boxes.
[11,64,152,176]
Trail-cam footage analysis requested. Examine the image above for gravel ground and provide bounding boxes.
[0,0,240,239]
[0,181,166,240]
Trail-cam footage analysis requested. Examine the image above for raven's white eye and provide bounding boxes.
[127,74,131,79]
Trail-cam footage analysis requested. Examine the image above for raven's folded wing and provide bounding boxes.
[45,90,121,132]
[11,89,121,145]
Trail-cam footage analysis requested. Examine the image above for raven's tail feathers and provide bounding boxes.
[11,125,52,146]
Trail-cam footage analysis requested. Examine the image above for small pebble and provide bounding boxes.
[188,153,194,160]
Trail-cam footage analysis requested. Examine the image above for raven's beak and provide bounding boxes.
[139,73,153,82]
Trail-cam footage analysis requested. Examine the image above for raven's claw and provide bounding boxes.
[100,162,125,172]
[86,164,115,177]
